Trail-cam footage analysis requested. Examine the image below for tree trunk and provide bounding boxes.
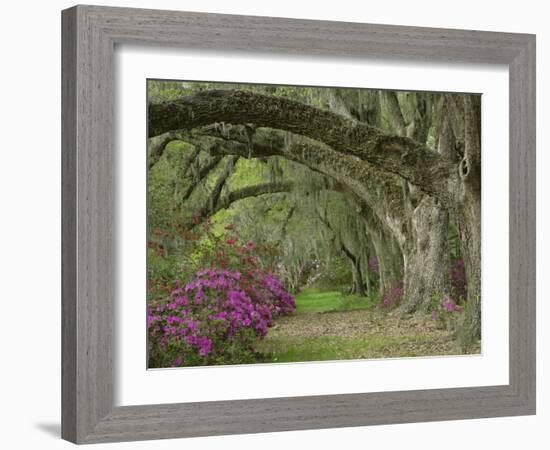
[342,245,366,296]
[370,225,402,296]
[400,196,451,313]
[398,95,456,314]
[363,254,372,297]
[456,191,481,345]
[455,95,482,347]
[350,258,366,296]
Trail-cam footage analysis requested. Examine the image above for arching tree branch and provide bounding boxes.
[148,89,456,197]
[148,131,185,169]
[186,181,293,229]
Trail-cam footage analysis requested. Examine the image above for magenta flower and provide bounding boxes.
[187,320,199,332]
[442,296,463,313]
[197,337,213,356]
[148,266,295,367]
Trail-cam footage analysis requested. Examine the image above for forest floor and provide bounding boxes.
[255,288,479,362]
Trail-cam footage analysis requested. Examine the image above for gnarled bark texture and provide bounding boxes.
[400,196,450,313]
[456,96,482,345]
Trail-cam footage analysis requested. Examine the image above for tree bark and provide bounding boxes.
[351,259,366,296]
[341,245,366,296]
[177,155,222,204]
[369,223,402,295]
[184,180,293,229]
[455,95,482,346]
[399,196,451,313]
[380,93,453,313]
[334,89,449,312]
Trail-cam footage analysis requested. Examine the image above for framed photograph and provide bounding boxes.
[62,5,536,444]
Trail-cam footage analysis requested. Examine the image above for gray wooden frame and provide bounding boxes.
[61,4,536,444]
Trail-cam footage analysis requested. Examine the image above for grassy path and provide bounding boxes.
[255,289,475,363]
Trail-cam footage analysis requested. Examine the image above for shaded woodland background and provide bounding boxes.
[146,80,481,367]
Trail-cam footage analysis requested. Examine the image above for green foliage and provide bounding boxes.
[308,257,352,291]
[147,249,176,294]
[294,289,375,314]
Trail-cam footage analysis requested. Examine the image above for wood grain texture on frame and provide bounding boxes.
[61,5,536,444]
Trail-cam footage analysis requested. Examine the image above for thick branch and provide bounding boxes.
[445,94,465,148]
[461,95,481,192]
[208,155,240,210]
[148,131,185,169]
[201,126,446,222]
[148,89,455,196]
[382,91,407,136]
[178,155,223,204]
[186,181,293,229]
[220,181,292,211]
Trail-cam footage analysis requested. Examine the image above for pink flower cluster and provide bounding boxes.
[148,268,295,367]
[430,295,464,327]
[259,272,297,316]
[442,295,463,313]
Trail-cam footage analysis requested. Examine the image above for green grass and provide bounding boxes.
[252,288,474,363]
[294,288,376,314]
[256,334,459,363]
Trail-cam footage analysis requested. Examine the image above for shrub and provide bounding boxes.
[146,249,185,302]
[147,227,200,302]
[147,224,295,367]
[148,268,295,367]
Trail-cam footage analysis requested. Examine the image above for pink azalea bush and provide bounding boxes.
[147,224,295,367]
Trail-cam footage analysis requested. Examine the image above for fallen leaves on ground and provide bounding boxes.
[255,309,480,362]
[270,309,444,339]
